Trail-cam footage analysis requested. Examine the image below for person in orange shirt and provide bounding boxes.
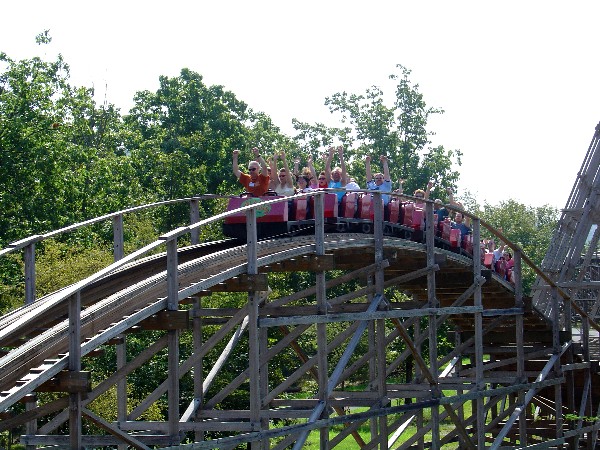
[232,147,270,196]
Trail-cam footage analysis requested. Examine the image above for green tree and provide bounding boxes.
[292,64,462,198]
[125,69,252,197]
[0,32,135,244]
[478,199,559,292]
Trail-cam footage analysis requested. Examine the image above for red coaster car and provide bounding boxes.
[223,195,289,240]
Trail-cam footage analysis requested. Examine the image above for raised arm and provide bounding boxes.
[395,178,405,194]
[293,158,300,177]
[446,187,456,205]
[280,151,294,186]
[307,156,317,181]
[338,146,347,186]
[269,153,278,176]
[380,155,390,181]
[425,181,433,200]
[324,147,334,181]
[232,149,241,178]
[253,147,268,177]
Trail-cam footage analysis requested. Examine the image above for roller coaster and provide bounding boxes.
[1,123,600,449]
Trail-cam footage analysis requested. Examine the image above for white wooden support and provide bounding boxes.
[551,286,564,441]
[425,201,440,449]
[68,291,82,450]
[314,193,325,255]
[24,394,38,450]
[190,199,200,245]
[113,215,127,450]
[113,214,124,262]
[513,250,527,444]
[373,192,384,292]
[367,276,377,440]
[245,207,261,448]
[24,242,36,305]
[314,192,328,447]
[193,296,204,442]
[165,236,180,442]
[471,218,485,449]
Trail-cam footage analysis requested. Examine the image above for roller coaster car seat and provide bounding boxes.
[291,197,309,220]
[462,234,473,254]
[340,192,358,218]
[224,195,288,225]
[404,202,425,230]
[308,193,338,218]
[387,198,404,224]
[357,193,375,221]
[483,253,494,269]
[449,228,461,248]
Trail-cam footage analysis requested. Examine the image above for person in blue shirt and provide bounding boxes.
[324,145,347,203]
[365,155,392,205]
[451,211,472,237]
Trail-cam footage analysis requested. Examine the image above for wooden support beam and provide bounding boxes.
[36,370,91,394]
[139,310,190,330]
[261,254,335,272]
[208,274,268,292]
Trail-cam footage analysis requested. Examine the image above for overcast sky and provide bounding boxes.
[2,1,599,210]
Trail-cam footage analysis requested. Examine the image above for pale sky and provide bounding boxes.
[2,1,599,210]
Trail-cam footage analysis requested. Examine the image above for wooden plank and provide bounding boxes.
[139,310,190,330]
[261,254,335,272]
[35,370,90,394]
[208,274,268,292]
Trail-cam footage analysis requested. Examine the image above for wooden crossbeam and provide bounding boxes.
[261,254,335,272]
[207,274,268,292]
[139,310,190,330]
[35,370,90,394]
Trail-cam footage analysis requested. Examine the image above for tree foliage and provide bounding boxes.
[292,64,462,200]
[478,199,559,292]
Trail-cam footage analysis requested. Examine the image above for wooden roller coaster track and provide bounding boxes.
[2,123,600,449]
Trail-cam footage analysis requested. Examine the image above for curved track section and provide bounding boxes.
[0,233,597,449]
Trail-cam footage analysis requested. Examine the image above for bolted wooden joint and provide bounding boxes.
[209,274,268,292]
[36,370,91,393]
[140,310,190,330]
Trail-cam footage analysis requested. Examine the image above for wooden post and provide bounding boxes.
[551,286,564,443]
[190,198,200,245]
[113,213,127,450]
[514,250,527,444]
[193,296,204,442]
[113,214,124,261]
[374,192,388,447]
[367,276,377,440]
[315,193,329,448]
[246,207,261,449]
[415,318,424,450]
[426,201,440,449]
[472,218,485,448]
[166,237,180,443]
[68,291,82,450]
[24,242,36,305]
[24,394,37,450]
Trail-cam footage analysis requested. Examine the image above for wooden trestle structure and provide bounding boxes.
[2,125,600,448]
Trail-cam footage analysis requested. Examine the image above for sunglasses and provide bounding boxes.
[248,167,257,171]
[318,177,326,181]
